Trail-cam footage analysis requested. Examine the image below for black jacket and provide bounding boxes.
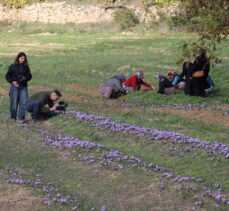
[5,64,32,87]
[158,77,173,94]
[191,56,210,80]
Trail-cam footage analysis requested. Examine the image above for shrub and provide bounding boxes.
[113,9,139,30]
[171,14,188,27]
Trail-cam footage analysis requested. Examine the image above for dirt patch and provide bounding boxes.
[64,93,101,107]
[0,87,9,97]
[107,102,229,129]
[30,85,51,92]
[151,107,229,128]
[112,177,194,211]
[0,183,44,211]
[67,83,100,97]
[0,52,17,57]
[64,83,103,108]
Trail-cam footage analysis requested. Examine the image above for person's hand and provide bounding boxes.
[12,81,20,87]
[150,85,155,90]
[50,105,57,112]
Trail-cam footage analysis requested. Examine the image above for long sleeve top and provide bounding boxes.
[27,91,54,113]
[5,64,32,87]
[105,78,125,93]
[124,75,151,91]
[191,57,210,80]
[158,77,173,94]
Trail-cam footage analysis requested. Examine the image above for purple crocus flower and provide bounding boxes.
[100,205,106,211]
[63,111,229,159]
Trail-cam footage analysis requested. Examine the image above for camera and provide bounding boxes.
[17,75,26,84]
[56,101,68,112]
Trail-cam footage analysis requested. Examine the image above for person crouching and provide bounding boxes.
[25,90,62,122]
[123,70,154,92]
[155,74,175,95]
[99,75,127,99]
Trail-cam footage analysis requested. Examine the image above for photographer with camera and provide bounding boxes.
[5,52,32,123]
[25,90,64,122]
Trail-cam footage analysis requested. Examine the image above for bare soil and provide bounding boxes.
[0,182,44,211]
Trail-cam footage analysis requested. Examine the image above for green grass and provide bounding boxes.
[0,21,228,210]
[50,115,229,191]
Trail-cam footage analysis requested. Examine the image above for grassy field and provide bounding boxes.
[0,21,229,210]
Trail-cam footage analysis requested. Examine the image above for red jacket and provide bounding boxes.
[124,75,151,91]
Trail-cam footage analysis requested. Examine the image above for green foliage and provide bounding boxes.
[171,14,187,27]
[178,0,229,64]
[149,12,172,33]
[1,0,43,8]
[113,9,139,30]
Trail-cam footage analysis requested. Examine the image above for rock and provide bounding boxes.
[0,1,180,25]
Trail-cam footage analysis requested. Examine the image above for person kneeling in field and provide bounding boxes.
[155,74,175,95]
[99,75,127,99]
[167,70,185,90]
[123,70,154,92]
[25,90,62,122]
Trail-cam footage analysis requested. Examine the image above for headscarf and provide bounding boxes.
[113,75,126,83]
[137,70,144,80]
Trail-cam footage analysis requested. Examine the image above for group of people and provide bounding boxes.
[5,49,215,123]
[99,48,215,99]
[99,70,154,99]
[5,52,63,123]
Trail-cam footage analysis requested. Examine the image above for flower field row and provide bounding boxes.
[64,111,229,159]
[39,131,229,209]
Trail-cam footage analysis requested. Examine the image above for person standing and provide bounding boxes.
[5,52,32,122]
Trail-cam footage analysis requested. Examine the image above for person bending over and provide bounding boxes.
[167,70,186,90]
[25,90,62,121]
[123,70,154,92]
[155,74,175,95]
[99,75,126,99]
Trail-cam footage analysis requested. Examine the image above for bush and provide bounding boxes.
[1,0,43,8]
[171,14,188,27]
[113,9,139,30]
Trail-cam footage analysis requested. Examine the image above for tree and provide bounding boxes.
[179,0,229,64]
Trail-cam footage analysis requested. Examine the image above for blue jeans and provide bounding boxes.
[26,100,57,121]
[207,75,215,87]
[9,85,28,120]
[25,100,41,121]
[172,76,181,87]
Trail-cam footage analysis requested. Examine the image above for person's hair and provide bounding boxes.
[53,90,62,97]
[199,48,206,58]
[196,48,208,64]
[13,52,28,66]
